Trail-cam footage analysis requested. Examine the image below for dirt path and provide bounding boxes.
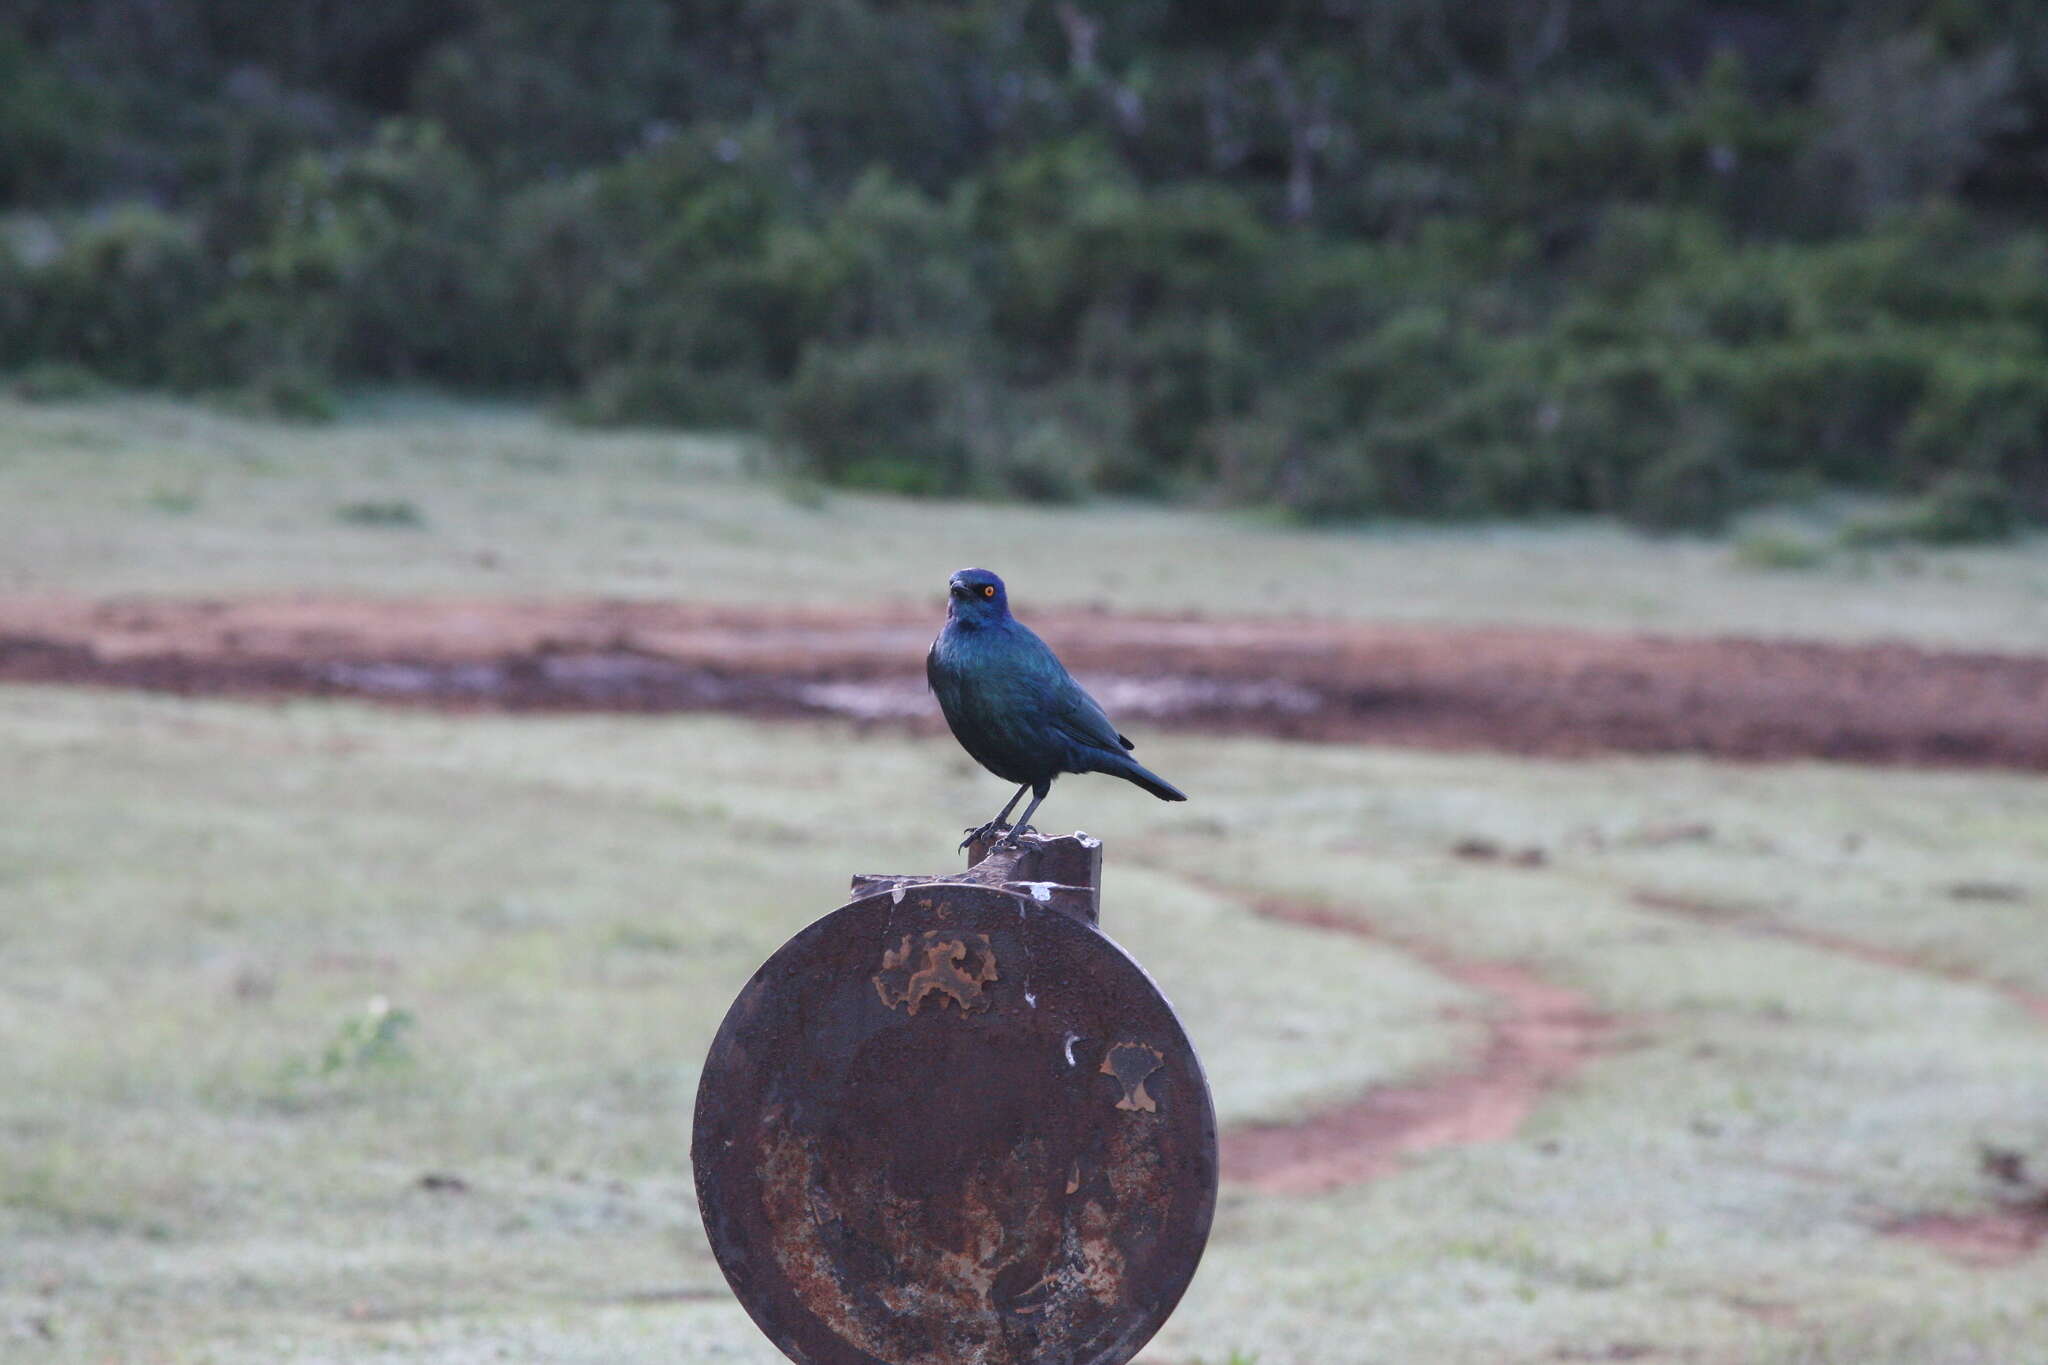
[1627,889,2048,1026]
[1182,888,1616,1194]
[5,594,2048,767]
[1886,1207,2048,1269]
[1625,887,2048,1269]
[1195,872,2044,1248]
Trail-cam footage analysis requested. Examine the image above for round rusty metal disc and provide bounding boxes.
[692,883,1217,1365]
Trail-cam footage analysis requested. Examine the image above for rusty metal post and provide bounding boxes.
[850,830,1104,925]
[693,833,1217,1365]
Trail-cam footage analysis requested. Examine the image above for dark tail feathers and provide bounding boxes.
[1090,750,1188,802]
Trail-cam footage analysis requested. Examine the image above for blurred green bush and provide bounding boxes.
[7,4,2048,531]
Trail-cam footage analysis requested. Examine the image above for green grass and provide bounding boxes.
[3,394,2046,1362]
[1731,529,1832,572]
[332,497,428,529]
[2,687,2044,1363]
[5,393,2048,648]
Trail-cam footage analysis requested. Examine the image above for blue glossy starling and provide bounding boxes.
[927,568,1187,848]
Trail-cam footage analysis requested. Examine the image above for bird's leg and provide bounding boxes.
[959,783,1032,851]
[992,782,1029,829]
[996,786,1050,849]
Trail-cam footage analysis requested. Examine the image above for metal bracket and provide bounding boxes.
[851,831,1104,925]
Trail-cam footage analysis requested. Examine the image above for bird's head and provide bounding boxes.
[946,567,1010,625]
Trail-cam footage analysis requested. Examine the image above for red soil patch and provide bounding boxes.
[1885,1206,2048,1269]
[1209,892,1615,1193]
[4,594,2048,767]
[1887,1146,2048,1269]
[1719,1297,1801,1327]
[1628,890,2048,1025]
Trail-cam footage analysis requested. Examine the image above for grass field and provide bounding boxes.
[5,392,2048,649]
[4,395,2047,1364]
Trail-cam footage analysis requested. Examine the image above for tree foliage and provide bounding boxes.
[6,1,2048,530]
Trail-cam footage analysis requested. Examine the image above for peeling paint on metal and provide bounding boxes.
[872,931,999,1015]
[1100,1043,1166,1114]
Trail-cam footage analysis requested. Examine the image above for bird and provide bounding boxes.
[927,567,1186,850]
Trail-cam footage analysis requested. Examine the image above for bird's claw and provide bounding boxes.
[958,821,1038,852]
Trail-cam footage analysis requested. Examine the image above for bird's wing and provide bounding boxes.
[937,619,1136,769]
[996,623,1131,755]
[1051,681,1129,755]
[1014,635,1128,755]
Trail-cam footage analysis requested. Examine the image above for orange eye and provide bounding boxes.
[981,585,996,598]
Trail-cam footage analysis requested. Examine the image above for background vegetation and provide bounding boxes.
[6,2,2048,531]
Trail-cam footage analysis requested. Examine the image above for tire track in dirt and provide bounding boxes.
[1884,1206,2048,1269]
[1625,887,2048,1269]
[1183,868,2044,1246]
[5,594,2048,767]
[1165,880,1616,1194]
[1626,888,2048,1026]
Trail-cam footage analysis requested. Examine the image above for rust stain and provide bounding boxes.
[866,1175,1012,1361]
[1071,1199,1128,1307]
[757,1126,900,1363]
[1102,1126,1167,1209]
[796,1146,1131,1365]
[873,931,1000,1015]
[761,1127,1027,1365]
[1100,1042,1165,1113]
